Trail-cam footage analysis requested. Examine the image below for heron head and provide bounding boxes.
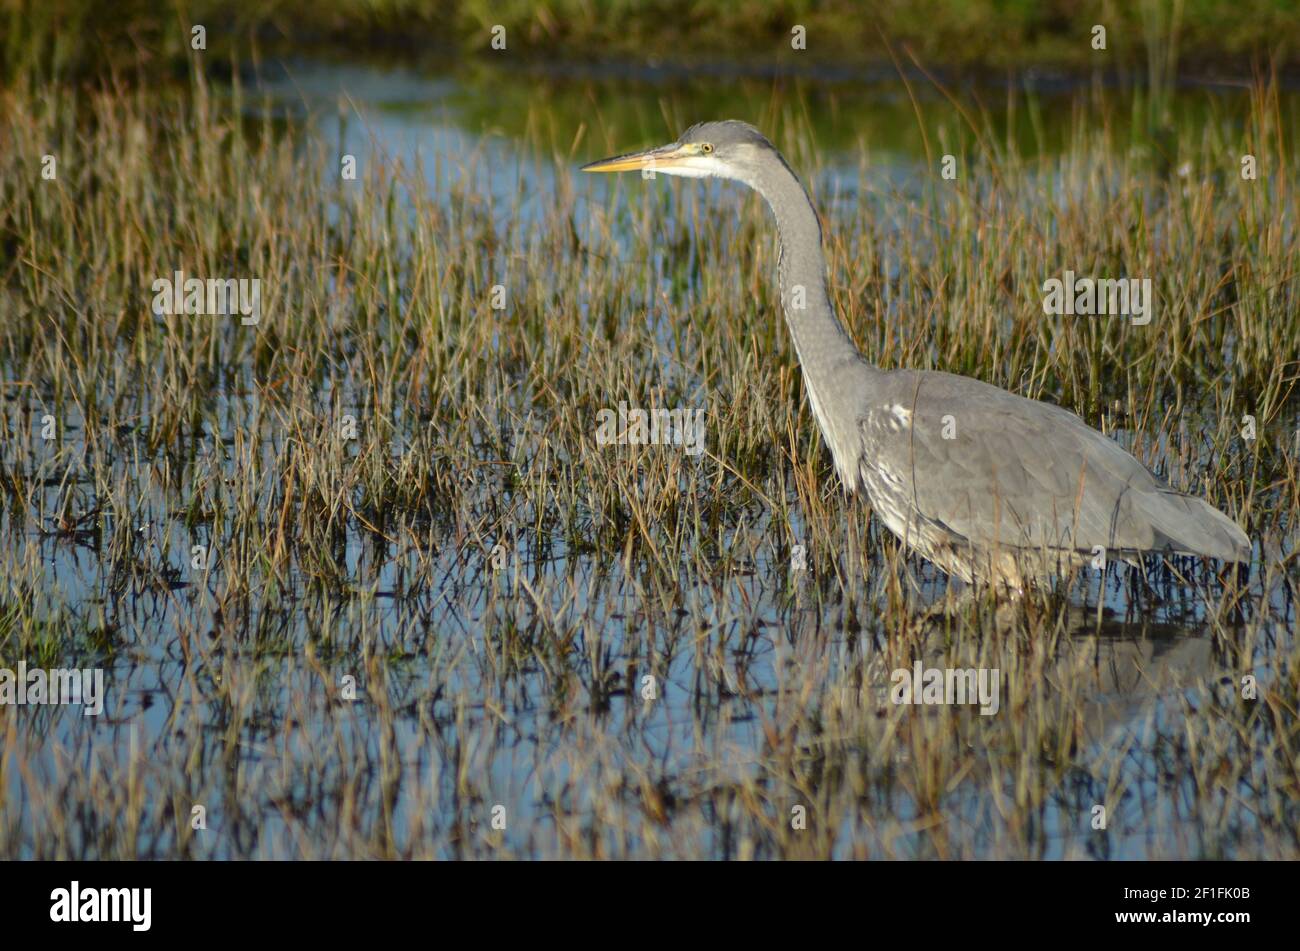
[581,120,776,185]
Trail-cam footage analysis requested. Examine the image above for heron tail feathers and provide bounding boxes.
[1136,490,1251,562]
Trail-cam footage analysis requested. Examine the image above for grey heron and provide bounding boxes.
[582,120,1250,591]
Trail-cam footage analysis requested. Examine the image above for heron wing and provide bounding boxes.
[860,370,1249,560]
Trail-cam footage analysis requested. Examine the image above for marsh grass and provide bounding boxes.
[0,65,1297,858]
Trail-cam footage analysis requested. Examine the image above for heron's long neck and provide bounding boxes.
[750,162,864,382]
[749,160,872,466]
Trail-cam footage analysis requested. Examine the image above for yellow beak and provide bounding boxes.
[581,143,695,173]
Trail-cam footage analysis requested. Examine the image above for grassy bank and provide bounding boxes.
[4,0,1298,84]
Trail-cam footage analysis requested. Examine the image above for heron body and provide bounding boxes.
[583,120,1250,590]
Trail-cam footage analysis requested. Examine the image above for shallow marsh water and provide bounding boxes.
[0,58,1296,859]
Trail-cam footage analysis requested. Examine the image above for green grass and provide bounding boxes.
[5,0,1299,83]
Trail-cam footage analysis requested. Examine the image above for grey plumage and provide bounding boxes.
[584,119,1251,589]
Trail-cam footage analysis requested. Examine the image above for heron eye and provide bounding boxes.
[701,143,714,154]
